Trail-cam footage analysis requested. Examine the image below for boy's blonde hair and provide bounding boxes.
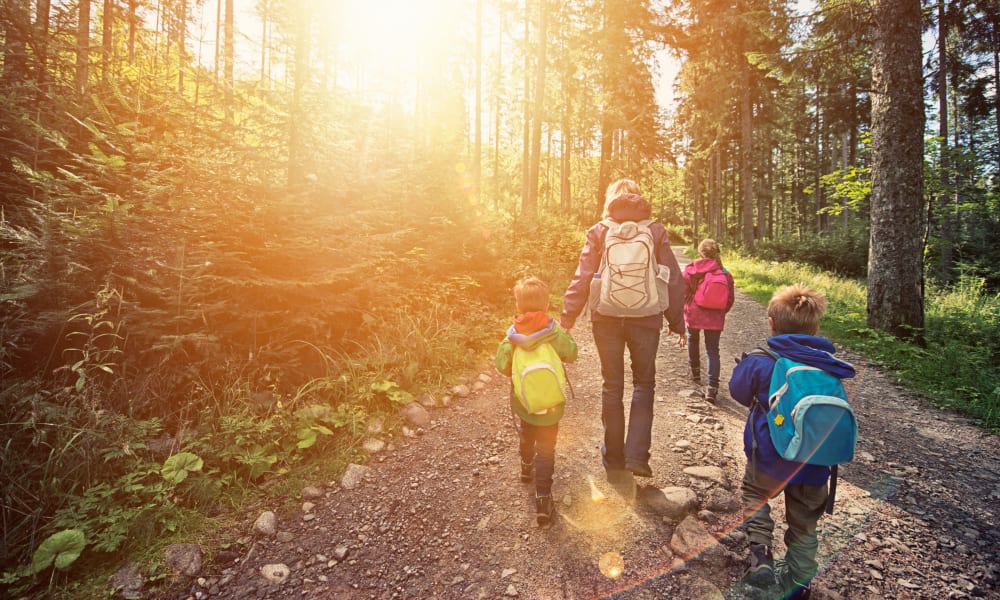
[768,284,828,335]
[602,178,641,218]
[698,239,721,261]
[514,276,550,313]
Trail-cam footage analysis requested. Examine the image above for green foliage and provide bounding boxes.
[30,530,86,574]
[160,453,204,484]
[750,227,869,278]
[726,255,1000,433]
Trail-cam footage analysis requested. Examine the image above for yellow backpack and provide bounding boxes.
[511,342,567,415]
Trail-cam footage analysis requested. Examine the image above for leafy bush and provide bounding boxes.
[751,227,869,278]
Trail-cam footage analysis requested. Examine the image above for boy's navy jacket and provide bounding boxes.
[729,333,856,486]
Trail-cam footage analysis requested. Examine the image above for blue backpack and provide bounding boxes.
[764,351,857,466]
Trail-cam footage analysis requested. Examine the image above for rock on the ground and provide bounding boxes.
[399,402,431,428]
[645,486,698,520]
[253,511,277,537]
[164,543,202,577]
[340,463,370,489]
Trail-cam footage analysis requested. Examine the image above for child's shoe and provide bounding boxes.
[690,368,701,385]
[776,562,812,599]
[535,494,554,528]
[745,543,775,587]
[519,460,533,483]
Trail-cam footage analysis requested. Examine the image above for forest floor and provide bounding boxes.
[160,248,1000,600]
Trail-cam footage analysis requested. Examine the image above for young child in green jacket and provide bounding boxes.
[495,276,577,528]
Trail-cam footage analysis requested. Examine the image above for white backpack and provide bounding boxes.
[589,219,669,318]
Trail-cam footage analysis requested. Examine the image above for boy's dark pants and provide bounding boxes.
[741,463,828,583]
[518,419,558,496]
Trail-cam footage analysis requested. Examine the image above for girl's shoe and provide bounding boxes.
[535,495,554,528]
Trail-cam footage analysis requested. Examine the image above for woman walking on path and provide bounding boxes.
[683,239,735,403]
[560,179,685,479]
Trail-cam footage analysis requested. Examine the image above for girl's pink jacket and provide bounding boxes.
[682,258,735,331]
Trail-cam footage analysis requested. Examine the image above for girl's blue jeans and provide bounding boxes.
[687,327,722,388]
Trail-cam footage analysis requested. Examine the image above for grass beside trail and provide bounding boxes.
[724,254,1000,434]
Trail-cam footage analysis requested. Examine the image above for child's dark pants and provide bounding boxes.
[518,420,558,496]
[741,463,828,583]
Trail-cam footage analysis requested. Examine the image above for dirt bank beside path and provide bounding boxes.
[164,247,1000,600]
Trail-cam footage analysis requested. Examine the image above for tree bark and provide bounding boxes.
[34,0,51,85]
[102,0,113,83]
[739,57,754,249]
[76,0,91,94]
[223,0,234,123]
[525,0,547,216]
[868,0,925,338]
[937,0,953,282]
[474,0,482,205]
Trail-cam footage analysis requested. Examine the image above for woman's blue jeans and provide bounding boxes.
[687,327,722,388]
[591,319,660,469]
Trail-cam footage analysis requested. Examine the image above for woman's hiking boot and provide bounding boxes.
[745,543,775,587]
[706,386,719,404]
[535,495,554,528]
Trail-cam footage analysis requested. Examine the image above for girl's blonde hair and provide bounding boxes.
[602,178,641,218]
[698,239,721,261]
[514,276,550,313]
[767,284,828,335]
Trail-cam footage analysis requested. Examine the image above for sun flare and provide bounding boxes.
[316,0,464,86]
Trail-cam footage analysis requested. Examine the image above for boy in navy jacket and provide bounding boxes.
[729,284,855,599]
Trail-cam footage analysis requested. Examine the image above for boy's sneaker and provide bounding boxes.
[776,562,812,599]
[745,543,775,587]
[535,494,554,528]
[519,461,533,483]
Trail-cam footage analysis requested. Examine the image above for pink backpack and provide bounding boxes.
[694,269,730,310]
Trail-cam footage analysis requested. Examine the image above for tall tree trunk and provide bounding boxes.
[177,0,186,91]
[691,157,702,241]
[493,9,504,212]
[2,0,29,85]
[993,17,1000,191]
[76,0,91,94]
[561,83,571,211]
[739,58,754,249]
[525,0,547,216]
[260,0,268,85]
[598,112,612,218]
[128,0,136,62]
[709,146,721,238]
[102,0,113,83]
[223,0,234,123]
[868,0,925,338]
[521,0,531,212]
[35,0,51,85]
[474,0,482,204]
[288,0,309,186]
[938,0,953,282]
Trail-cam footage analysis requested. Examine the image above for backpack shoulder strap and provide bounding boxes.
[745,346,779,360]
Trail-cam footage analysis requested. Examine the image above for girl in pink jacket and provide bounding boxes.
[683,239,735,403]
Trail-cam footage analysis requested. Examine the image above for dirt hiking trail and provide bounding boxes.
[163,248,1000,600]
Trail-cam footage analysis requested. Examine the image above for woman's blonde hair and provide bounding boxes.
[514,276,550,313]
[767,284,828,335]
[698,239,721,261]
[602,178,641,218]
